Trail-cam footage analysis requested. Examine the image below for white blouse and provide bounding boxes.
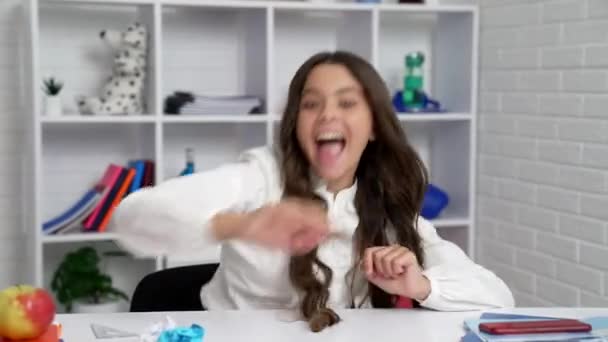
[112,146,514,311]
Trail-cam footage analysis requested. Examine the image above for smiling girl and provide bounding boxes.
[114,51,514,332]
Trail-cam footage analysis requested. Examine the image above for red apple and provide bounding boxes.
[0,285,56,340]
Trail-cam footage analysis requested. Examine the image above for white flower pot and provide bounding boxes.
[72,299,124,314]
[44,96,62,117]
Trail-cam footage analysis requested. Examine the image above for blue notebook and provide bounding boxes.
[42,188,102,234]
[128,160,146,194]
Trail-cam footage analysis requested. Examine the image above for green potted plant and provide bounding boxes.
[42,77,63,117]
[51,246,129,313]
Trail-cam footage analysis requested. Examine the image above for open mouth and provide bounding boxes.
[315,131,346,166]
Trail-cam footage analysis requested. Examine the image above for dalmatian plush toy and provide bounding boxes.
[78,22,147,115]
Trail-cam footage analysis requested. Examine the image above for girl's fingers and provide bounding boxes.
[363,247,382,277]
[361,245,418,279]
[383,246,409,277]
[394,251,418,274]
[373,246,398,278]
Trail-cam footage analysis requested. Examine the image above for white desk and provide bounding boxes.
[56,308,608,342]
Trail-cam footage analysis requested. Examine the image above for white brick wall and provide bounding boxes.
[562,21,608,44]
[586,46,608,67]
[541,47,584,69]
[519,24,561,47]
[0,0,24,288]
[584,95,608,117]
[478,0,608,307]
[539,94,582,117]
[542,0,586,23]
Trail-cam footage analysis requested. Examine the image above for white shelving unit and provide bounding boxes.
[22,0,478,310]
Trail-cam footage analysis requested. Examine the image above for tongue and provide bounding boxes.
[318,141,344,166]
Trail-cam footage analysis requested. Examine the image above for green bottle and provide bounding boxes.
[403,52,425,109]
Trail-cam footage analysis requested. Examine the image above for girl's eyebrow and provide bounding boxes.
[302,86,360,96]
[335,86,360,95]
[301,88,320,96]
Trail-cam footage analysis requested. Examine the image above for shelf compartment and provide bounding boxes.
[377,10,474,113]
[40,123,156,230]
[403,120,471,222]
[162,122,266,180]
[38,2,160,116]
[42,241,156,313]
[161,5,268,114]
[272,7,373,114]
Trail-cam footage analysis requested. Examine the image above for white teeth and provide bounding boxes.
[316,132,344,141]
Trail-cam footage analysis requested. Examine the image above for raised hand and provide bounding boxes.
[214,198,329,255]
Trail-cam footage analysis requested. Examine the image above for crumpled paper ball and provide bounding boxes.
[158,324,204,342]
[140,316,204,342]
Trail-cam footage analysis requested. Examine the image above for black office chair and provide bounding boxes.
[130,263,219,312]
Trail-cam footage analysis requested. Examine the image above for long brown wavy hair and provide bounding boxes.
[279,51,428,332]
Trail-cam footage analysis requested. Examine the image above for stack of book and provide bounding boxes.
[42,160,155,235]
[462,312,608,341]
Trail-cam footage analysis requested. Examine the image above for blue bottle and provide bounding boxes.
[179,147,195,176]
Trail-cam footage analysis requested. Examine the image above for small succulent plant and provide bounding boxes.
[42,77,63,96]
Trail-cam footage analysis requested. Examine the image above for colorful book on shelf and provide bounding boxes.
[82,164,123,230]
[89,167,129,231]
[41,188,102,235]
[127,160,146,194]
[462,313,608,342]
[96,167,135,232]
[142,159,155,187]
[50,196,101,235]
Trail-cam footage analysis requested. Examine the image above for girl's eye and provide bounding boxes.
[301,101,319,110]
[339,100,357,109]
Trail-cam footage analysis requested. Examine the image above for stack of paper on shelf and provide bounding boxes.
[180,95,262,115]
[164,91,263,115]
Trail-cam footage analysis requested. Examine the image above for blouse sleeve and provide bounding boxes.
[416,218,515,310]
[111,147,277,258]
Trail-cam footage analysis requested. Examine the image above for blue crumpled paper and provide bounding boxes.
[157,324,205,342]
[139,316,205,342]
